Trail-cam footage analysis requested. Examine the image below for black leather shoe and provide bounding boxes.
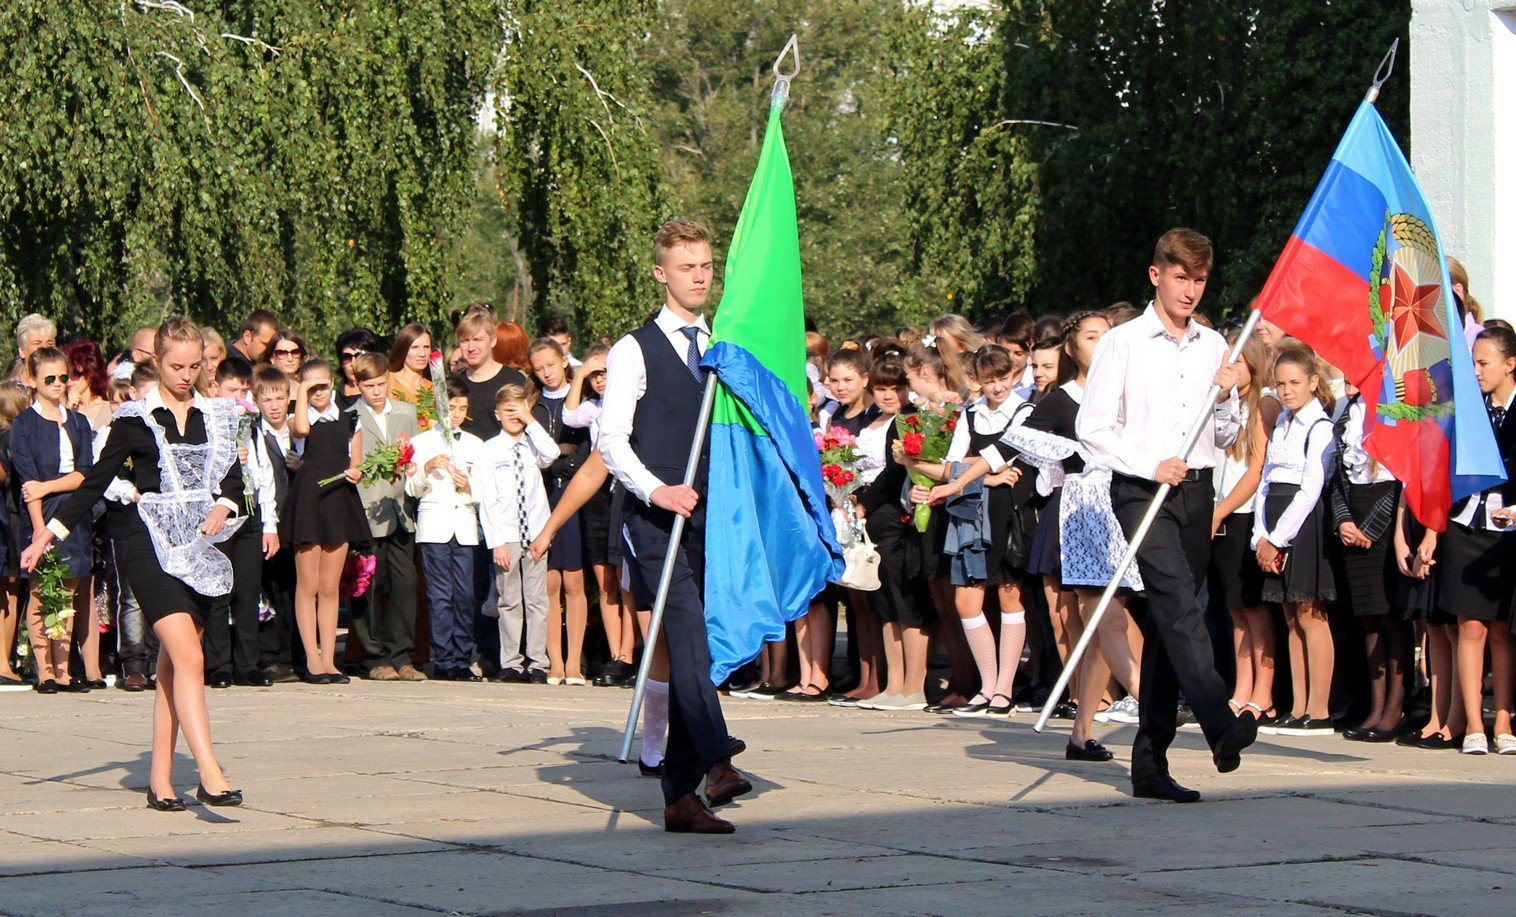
[491,667,525,683]
[1133,775,1201,803]
[209,673,233,689]
[146,789,187,812]
[300,672,331,685]
[328,672,351,684]
[235,671,274,687]
[196,783,243,807]
[1213,713,1259,774]
[88,679,109,690]
[59,679,90,693]
[1417,732,1463,750]
[452,668,483,682]
[638,758,664,777]
[1360,725,1402,743]
[527,669,548,685]
[1066,739,1115,762]
[728,736,747,758]
[34,679,58,694]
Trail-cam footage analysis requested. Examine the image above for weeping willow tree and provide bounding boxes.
[0,0,506,354]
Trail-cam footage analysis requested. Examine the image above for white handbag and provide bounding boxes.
[832,506,881,591]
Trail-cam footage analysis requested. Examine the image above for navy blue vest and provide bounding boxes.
[628,322,710,496]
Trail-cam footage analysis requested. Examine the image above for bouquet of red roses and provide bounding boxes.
[319,435,415,488]
[816,427,863,501]
[896,401,959,532]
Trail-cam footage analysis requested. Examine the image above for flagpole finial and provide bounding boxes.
[1365,37,1399,104]
[772,33,800,109]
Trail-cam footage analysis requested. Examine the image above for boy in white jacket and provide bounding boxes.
[475,383,558,681]
[405,380,486,681]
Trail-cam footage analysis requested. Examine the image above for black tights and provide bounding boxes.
[1361,614,1411,730]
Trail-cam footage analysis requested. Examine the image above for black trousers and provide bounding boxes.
[1111,475,1236,784]
[350,528,419,670]
[472,536,500,671]
[257,546,297,670]
[206,512,265,677]
[625,504,729,806]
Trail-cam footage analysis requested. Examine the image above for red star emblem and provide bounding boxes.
[1386,262,1446,344]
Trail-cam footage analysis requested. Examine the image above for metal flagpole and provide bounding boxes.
[1033,38,1399,734]
[618,375,718,762]
[1033,308,1262,733]
[617,34,802,764]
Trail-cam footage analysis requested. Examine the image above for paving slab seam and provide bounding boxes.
[1379,851,1516,880]
[1295,791,1511,826]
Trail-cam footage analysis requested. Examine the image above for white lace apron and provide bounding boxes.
[120,399,245,596]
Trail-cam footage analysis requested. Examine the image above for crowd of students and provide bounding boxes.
[1,261,1513,761]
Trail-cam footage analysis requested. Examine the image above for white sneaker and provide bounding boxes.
[1104,695,1141,725]
[1462,733,1489,755]
[1495,733,1516,755]
[874,692,927,711]
[857,693,898,710]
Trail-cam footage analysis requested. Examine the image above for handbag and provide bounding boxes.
[831,505,881,591]
[837,528,882,591]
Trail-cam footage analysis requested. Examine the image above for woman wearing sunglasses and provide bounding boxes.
[262,329,310,393]
[10,347,95,693]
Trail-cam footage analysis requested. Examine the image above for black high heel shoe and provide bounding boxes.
[146,789,187,811]
[196,783,243,807]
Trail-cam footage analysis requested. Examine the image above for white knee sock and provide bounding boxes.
[961,614,998,702]
[641,679,669,766]
[993,611,1027,700]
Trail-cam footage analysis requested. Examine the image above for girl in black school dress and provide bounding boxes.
[1330,385,1409,743]
[562,343,634,687]
[911,345,1036,718]
[22,318,245,809]
[801,346,880,704]
[855,352,934,709]
[1252,347,1337,737]
[529,338,591,685]
[286,358,367,685]
[1394,494,1460,749]
[12,347,95,693]
[1440,326,1516,755]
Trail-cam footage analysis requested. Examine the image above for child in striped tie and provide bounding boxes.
[476,383,557,682]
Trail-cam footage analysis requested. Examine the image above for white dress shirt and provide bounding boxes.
[1252,398,1335,548]
[476,423,558,547]
[245,419,287,533]
[1451,388,1514,528]
[561,398,602,447]
[1076,303,1240,479]
[599,305,711,504]
[361,398,395,442]
[94,424,137,506]
[405,427,484,545]
[1340,399,1396,486]
[964,394,1035,471]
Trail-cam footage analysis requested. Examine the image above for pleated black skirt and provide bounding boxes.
[1261,485,1336,604]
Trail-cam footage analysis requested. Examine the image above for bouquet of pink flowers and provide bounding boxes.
[319,435,415,488]
[339,550,377,599]
[816,427,863,502]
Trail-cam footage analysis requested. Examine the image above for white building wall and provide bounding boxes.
[1412,0,1515,320]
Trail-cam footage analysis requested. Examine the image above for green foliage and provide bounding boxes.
[999,0,1411,317]
[34,550,73,640]
[0,0,506,355]
[495,1,669,342]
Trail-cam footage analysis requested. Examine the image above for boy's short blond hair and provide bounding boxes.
[252,367,291,400]
[494,381,536,408]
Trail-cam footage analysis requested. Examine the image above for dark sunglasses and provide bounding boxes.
[339,351,363,363]
[272,347,304,358]
[42,373,71,385]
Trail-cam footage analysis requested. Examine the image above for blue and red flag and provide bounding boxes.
[1255,100,1505,530]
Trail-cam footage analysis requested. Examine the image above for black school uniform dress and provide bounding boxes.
[1023,384,1082,583]
[859,413,931,627]
[1256,399,1336,604]
[48,394,245,625]
[1438,393,1516,625]
[283,407,369,547]
[1327,396,1401,618]
[534,387,590,572]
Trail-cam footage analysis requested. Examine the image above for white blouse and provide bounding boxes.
[1253,398,1336,548]
[1340,398,1396,486]
[855,417,892,486]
